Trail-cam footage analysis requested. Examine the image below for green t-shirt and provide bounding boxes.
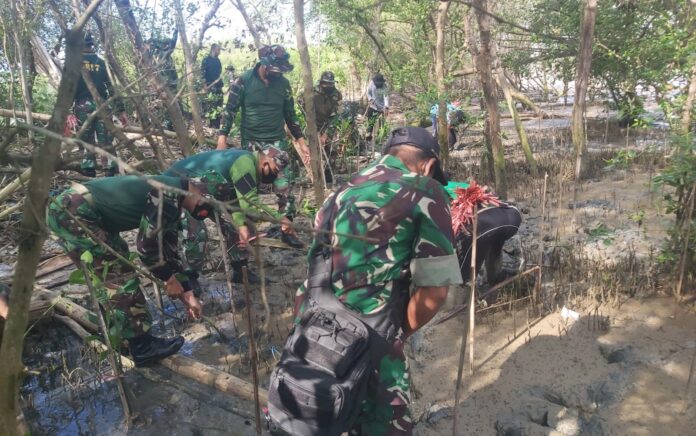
[165,150,281,227]
[84,175,183,233]
[298,155,463,315]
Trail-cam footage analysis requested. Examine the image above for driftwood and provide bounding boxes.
[35,254,73,277]
[49,288,268,404]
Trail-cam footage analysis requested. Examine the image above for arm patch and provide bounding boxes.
[234,173,256,196]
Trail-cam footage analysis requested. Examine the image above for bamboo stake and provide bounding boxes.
[469,212,478,375]
[255,237,272,337]
[213,214,238,332]
[80,262,132,424]
[682,344,696,413]
[537,172,548,311]
[675,182,696,297]
[0,168,31,203]
[0,202,23,220]
[242,267,262,435]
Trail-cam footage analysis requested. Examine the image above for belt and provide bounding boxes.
[70,183,94,206]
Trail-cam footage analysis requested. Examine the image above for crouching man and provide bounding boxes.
[267,127,463,435]
[47,171,230,366]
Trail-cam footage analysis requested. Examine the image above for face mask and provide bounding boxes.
[261,172,277,184]
[191,203,213,221]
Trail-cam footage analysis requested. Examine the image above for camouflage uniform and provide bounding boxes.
[165,149,288,272]
[219,63,304,219]
[74,49,122,174]
[296,154,463,434]
[47,186,152,337]
[147,31,179,130]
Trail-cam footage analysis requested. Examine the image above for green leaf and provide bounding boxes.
[69,269,86,285]
[80,251,94,264]
[120,278,140,295]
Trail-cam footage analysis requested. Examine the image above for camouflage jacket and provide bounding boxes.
[298,85,343,129]
[218,64,304,141]
[297,154,463,315]
[135,181,190,288]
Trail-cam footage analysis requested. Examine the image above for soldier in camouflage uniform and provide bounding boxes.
[298,71,343,183]
[73,34,128,177]
[145,30,179,130]
[47,171,230,366]
[164,146,296,285]
[216,44,310,236]
[292,127,463,434]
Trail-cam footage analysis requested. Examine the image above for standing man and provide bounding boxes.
[299,71,343,183]
[47,172,229,365]
[164,146,301,285]
[431,101,466,149]
[145,30,179,130]
[365,73,389,142]
[216,44,310,226]
[279,127,463,434]
[73,33,128,177]
[201,43,224,128]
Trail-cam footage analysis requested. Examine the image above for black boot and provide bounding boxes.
[281,231,305,249]
[83,168,97,178]
[104,168,117,177]
[231,262,260,285]
[129,333,184,367]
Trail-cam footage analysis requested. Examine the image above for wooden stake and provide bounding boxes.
[468,212,478,375]
[255,237,272,337]
[242,267,262,435]
[80,262,132,424]
[0,168,31,203]
[675,182,696,297]
[213,214,238,331]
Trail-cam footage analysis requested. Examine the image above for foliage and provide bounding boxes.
[604,149,637,171]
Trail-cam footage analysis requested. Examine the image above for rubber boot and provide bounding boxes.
[129,332,184,367]
[281,231,305,249]
[231,261,260,285]
[83,168,97,178]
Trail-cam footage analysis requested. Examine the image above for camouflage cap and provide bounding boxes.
[320,71,336,84]
[189,170,233,201]
[258,44,294,73]
[261,146,290,172]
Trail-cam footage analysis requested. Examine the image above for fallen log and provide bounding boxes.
[49,290,268,404]
[35,254,73,278]
[0,167,31,203]
[36,288,98,332]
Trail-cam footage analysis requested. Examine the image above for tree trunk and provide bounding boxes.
[0,27,87,436]
[496,70,538,177]
[682,61,696,135]
[230,0,262,49]
[114,0,193,156]
[174,0,205,147]
[474,0,507,198]
[293,0,325,205]
[463,10,494,181]
[571,0,597,181]
[30,35,62,89]
[435,0,451,168]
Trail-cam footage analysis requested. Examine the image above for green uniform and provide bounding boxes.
[296,155,462,435]
[147,32,178,129]
[299,85,343,132]
[219,64,304,218]
[165,150,283,269]
[47,175,192,338]
[74,51,123,174]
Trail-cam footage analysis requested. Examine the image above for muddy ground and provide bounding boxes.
[4,102,696,435]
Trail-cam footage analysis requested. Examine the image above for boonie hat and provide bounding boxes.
[383,126,448,185]
[320,71,336,84]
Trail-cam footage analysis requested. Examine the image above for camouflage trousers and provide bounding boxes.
[202,90,224,129]
[74,99,117,173]
[180,211,249,273]
[351,339,413,435]
[47,188,151,338]
[243,138,297,219]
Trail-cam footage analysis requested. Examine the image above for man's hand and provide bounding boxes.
[238,225,251,249]
[164,275,185,299]
[280,216,295,235]
[0,296,8,319]
[118,112,129,127]
[180,290,202,320]
[296,137,311,167]
[216,135,228,150]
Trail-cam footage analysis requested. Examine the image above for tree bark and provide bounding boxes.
[682,60,696,135]
[571,0,597,181]
[230,0,262,49]
[495,68,538,177]
[293,0,325,205]
[174,0,205,147]
[435,1,451,168]
[114,0,193,156]
[473,0,507,198]
[0,24,91,436]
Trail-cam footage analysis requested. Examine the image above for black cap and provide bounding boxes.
[320,71,335,84]
[383,126,448,185]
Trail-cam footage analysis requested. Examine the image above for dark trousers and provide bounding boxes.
[456,205,522,284]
